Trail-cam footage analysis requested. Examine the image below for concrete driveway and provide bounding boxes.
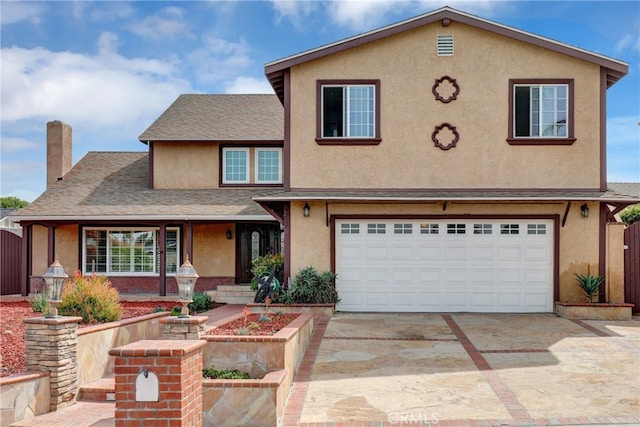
[281,313,639,426]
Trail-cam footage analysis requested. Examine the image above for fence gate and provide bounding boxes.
[1,229,22,295]
[624,222,640,314]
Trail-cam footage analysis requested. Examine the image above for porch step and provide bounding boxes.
[78,375,115,402]
[214,284,255,304]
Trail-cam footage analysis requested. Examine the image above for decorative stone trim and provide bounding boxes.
[432,75,460,103]
[160,315,209,340]
[432,123,459,150]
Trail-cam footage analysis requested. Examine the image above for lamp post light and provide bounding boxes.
[175,255,199,318]
[42,257,68,318]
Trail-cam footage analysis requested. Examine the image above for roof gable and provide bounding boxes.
[265,6,628,102]
[139,94,283,143]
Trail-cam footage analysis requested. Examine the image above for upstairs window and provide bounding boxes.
[508,79,575,145]
[223,148,249,184]
[317,80,381,144]
[222,147,282,185]
[256,148,282,184]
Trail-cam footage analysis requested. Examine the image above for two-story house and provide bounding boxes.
[12,7,636,313]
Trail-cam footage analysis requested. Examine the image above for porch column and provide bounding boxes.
[21,224,31,296]
[47,225,56,265]
[159,224,166,296]
[599,203,607,302]
[186,222,194,263]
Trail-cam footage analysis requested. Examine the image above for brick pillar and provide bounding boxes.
[23,316,83,410]
[109,340,206,427]
[160,315,209,340]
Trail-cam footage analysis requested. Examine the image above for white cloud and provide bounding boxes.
[225,77,274,94]
[0,1,44,25]
[319,0,501,32]
[0,43,191,129]
[615,31,640,54]
[187,37,253,84]
[129,6,193,40]
[89,2,135,22]
[272,0,318,28]
[0,136,40,153]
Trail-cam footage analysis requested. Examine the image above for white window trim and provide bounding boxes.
[82,227,180,276]
[321,84,376,139]
[513,83,569,139]
[255,148,283,184]
[222,148,250,184]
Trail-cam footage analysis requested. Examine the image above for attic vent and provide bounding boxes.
[437,34,454,56]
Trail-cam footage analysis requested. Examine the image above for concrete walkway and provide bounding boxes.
[281,313,640,426]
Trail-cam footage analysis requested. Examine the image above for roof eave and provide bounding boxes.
[12,214,276,223]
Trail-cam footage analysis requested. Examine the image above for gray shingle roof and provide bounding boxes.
[608,182,640,198]
[138,94,283,142]
[10,152,277,221]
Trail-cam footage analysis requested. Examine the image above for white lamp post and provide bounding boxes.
[42,257,68,318]
[175,255,198,318]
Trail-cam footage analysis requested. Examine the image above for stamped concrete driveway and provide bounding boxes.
[281,313,639,427]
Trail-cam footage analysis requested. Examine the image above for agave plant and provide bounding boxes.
[575,273,603,303]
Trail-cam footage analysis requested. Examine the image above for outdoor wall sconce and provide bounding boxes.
[175,255,198,318]
[580,204,589,218]
[43,257,68,318]
[303,202,310,218]
[226,228,233,240]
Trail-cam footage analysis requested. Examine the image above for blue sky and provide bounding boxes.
[1,0,639,202]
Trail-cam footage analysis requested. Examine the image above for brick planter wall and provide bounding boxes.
[109,340,206,427]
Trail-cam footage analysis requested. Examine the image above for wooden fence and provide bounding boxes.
[624,221,640,313]
[1,229,22,295]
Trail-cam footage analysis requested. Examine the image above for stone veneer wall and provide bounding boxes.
[23,316,83,411]
[76,311,170,387]
[0,373,50,427]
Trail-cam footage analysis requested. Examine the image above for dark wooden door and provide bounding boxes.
[237,223,282,283]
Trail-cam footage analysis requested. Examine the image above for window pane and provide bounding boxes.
[257,150,281,183]
[85,230,107,273]
[348,86,374,137]
[225,150,247,182]
[323,87,344,137]
[514,86,531,137]
[165,230,178,273]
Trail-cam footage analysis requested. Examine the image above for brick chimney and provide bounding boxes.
[46,121,72,189]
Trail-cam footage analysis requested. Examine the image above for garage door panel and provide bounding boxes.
[471,293,496,307]
[496,245,522,260]
[470,246,494,260]
[336,219,553,313]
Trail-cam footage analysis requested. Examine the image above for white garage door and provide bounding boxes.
[335,219,553,313]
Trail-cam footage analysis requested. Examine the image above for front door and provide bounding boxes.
[237,223,282,283]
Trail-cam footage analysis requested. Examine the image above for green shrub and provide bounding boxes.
[250,253,284,291]
[152,306,168,313]
[258,314,270,322]
[287,266,340,304]
[202,367,251,379]
[30,292,50,315]
[235,327,250,335]
[575,273,604,303]
[170,306,182,316]
[188,292,211,313]
[620,205,640,225]
[57,272,122,324]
